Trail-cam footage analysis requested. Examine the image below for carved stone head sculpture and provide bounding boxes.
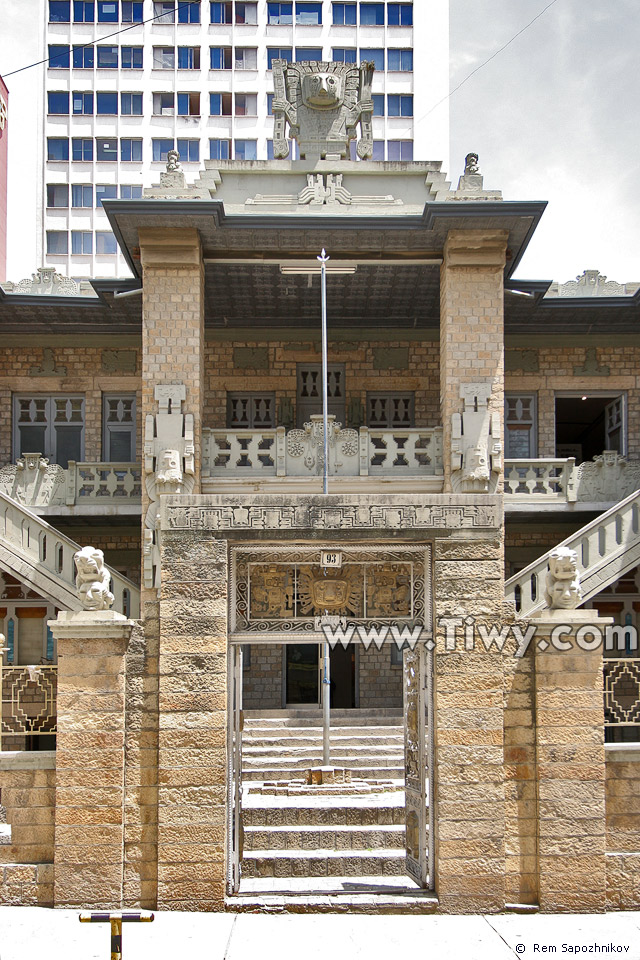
[544,546,583,610]
[74,546,115,611]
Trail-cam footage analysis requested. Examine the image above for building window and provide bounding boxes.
[46,184,70,208]
[120,138,143,161]
[387,93,413,116]
[49,1,71,21]
[209,138,231,160]
[295,47,322,61]
[235,2,257,23]
[121,46,143,67]
[387,48,412,71]
[153,46,175,68]
[46,231,69,255]
[332,2,356,24]
[210,92,232,115]
[73,1,95,21]
[227,393,275,428]
[103,395,136,461]
[178,46,201,68]
[152,138,175,161]
[96,45,119,68]
[367,393,414,428]
[71,230,93,254]
[267,47,292,69]
[49,45,71,69]
[371,94,384,115]
[234,47,257,69]
[96,138,118,161]
[295,2,322,24]
[96,184,117,206]
[210,46,232,69]
[360,2,384,25]
[359,47,384,70]
[332,47,357,63]
[13,396,85,468]
[153,91,175,115]
[177,92,201,115]
[178,0,201,21]
[177,138,200,162]
[47,138,70,161]
[72,183,93,207]
[234,139,257,160]
[121,92,143,114]
[210,1,232,22]
[372,139,384,160]
[505,394,537,459]
[96,231,118,254]
[235,93,257,116]
[387,2,412,25]
[97,91,119,114]
[72,137,94,161]
[48,92,70,115]
[387,139,413,160]
[73,91,94,114]
[267,2,292,23]
[120,184,143,199]
[121,1,143,21]
[97,0,119,21]
[72,45,94,68]
[153,0,175,22]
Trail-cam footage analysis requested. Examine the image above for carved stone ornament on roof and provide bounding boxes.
[14,267,79,297]
[558,269,625,297]
[246,172,402,207]
[271,59,375,160]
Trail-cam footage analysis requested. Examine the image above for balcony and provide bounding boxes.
[503,453,640,512]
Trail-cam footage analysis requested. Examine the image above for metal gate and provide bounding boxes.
[404,643,434,888]
[226,644,243,895]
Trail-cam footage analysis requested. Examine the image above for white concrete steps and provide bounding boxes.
[230,876,437,914]
[242,848,406,879]
[243,824,405,851]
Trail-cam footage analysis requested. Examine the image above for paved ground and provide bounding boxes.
[1,907,640,960]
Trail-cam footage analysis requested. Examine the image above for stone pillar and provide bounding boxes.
[439,229,508,493]
[156,531,228,911]
[50,610,133,909]
[533,611,610,912]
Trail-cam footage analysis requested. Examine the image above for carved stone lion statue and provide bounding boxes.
[544,546,582,610]
[74,546,114,611]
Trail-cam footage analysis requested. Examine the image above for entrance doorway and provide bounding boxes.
[555,394,624,463]
[284,643,356,708]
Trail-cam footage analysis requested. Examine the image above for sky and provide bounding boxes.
[0,0,638,283]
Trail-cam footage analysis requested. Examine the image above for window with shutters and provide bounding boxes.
[227,394,276,429]
[367,393,414,428]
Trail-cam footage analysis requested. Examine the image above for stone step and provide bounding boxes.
[242,746,403,761]
[231,876,436,914]
[245,709,403,722]
[243,765,403,781]
[242,733,403,747]
[244,723,403,736]
[252,780,401,797]
[242,848,406,879]
[243,800,405,828]
[242,752,401,768]
[243,824,405,851]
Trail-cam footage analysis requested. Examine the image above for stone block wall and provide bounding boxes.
[0,752,55,906]
[358,648,402,708]
[605,746,640,909]
[243,644,282,710]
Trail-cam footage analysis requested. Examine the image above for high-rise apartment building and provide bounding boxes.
[0,74,8,282]
[41,0,449,278]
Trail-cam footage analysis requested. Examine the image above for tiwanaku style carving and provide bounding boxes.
[74,546,115,611]
[271,59,374,160]
[544,546,583,610]
[287,415,358,474]
[0,454,64,507]
[451,383,502,493]
[14,267,79,297]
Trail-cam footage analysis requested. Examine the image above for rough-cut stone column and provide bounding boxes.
[440,229,508,493]
[156,531,228,911]
[50,610,133,909]
[533,611,610,912]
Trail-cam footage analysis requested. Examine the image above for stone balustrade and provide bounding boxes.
[0,456,141,511]
[504,453,640,506]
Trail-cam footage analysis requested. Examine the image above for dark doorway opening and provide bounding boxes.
[329,644,356,708]
[555,395,623,464]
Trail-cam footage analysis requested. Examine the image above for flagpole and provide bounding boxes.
[318,248,330,496]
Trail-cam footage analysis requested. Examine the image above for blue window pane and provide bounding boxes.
[360,3,384,25]
[209,139,231,160]
[178,0,200,21]
[49,1,71,21]
[295,47,322,61]
[73,91,94,114]
[46,626,54,662]
[96,184,117,206]
[48,138,70,161]
[388,48,412,70]
[97,138,117,160]
[210,93,221,114]
[267,2,292,23]
[332,3,356,25]
[48,92,70,115]
[72,184,93,206]
[388,3,412,25]
[6,619,14,663]
[121,92,142,114]
[332,48,356,63]
[387,139,413,161]
[177,139,200,162]
[47,184,69,207]
[295,2,322,25]
[122,1,143,20]
[359,48,383,71]
[120,184,143,199]
[73,1,95,21]
[96,232,117,254]
[210,1,232,22]
[234,139,257,160]
[97,91,118,114]
[72,138,93,160]
[267,48,292,69]
[121,46,143,68]
[97,45,119,68]
[372,93,384,116]
[97,0,119,21]
[72,230,93,254]
[372,140,384,160]
[121,138,143,161]
[73,45,94,68]
[177,93,188,114]
[210,47,230,69]
[47,231,69,254]
[387,94,412,116]
[152,139,175,162]
[49,45,70,69]
[178,46,200,68]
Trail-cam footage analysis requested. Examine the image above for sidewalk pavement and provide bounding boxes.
[1,908,640,960]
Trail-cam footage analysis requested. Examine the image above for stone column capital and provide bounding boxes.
[443,228,509,269]
[138,227,202,269]
[48,609,135,641]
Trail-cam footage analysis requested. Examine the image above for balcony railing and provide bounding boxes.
[0,456,142,510]
[0,663,57,751]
